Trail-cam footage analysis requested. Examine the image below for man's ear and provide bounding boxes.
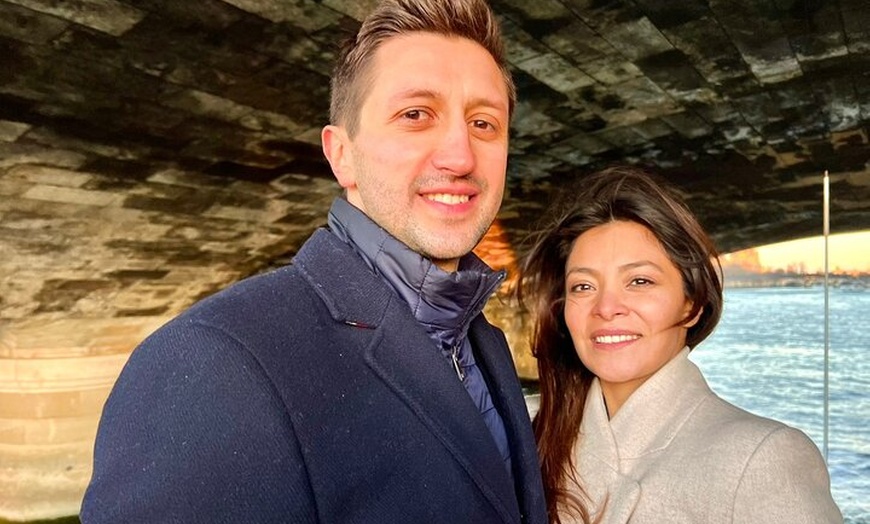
[322,125,355,189]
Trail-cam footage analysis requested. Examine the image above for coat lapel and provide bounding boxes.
[470,317,547,521]
[366,316,521,523]
[574,380,640,524]
[609,348,709,459]
[573,351,706,524]
[295,230,520,524]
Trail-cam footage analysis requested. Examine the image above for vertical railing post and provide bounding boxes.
[822,171,830,463]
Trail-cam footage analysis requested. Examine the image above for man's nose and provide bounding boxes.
[431,119,475,176]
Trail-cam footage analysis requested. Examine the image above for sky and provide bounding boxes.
[751,231,870,273]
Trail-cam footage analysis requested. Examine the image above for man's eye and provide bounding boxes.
[631,277,653,286]
[402,109,429,121]
[471,119,494,130]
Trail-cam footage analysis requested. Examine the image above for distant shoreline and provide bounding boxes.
[723,270,869,289]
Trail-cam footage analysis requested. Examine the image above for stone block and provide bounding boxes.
[234,20,335,77]
[135,0,242,31]
[813,78,863,132]
[541,21,609,65]
[24,126,150,162]
[500,0,571,20]
[747,52,803,85]
[5,0,145,36]
[0,414,100,446]
[255,65,331,115]
[0,177,32,197]
[6,165,92,188]
[221,0,341,31]
[732,91,781,128]
[610,76,672,109]
[0,440,94,520]
[0,2,68,44]
[637,49,708,94]
[0,120,30,142]
[0,143,88,170]
[843,6,870,50]
[163,88,252,124]
[605,16,673,61]
[661,111,714,139]
[553,132,613,156]
[22,184,120,207]
[202,198,290,223]
[147,168,231,189]
[711,1,802,84]
[0,386,112,419]
[515,53,596,93]
[582,56,643,85]
[499,16,549,64]
[601,108,649,128]
[632,118,675,141]
[239,108,305,135]
[0,355,127,393]
[0,317,166,358]
[510,103,565,139]
[322,0,379,21]
[595,125,648,148]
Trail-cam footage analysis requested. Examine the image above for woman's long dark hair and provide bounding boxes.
[517,166,724,523]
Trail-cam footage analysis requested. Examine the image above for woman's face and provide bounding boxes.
[563,220,698,415]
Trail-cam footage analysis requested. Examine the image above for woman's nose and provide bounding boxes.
[592,286,629,320]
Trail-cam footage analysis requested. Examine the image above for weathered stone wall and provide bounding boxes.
[0,317,168,520]
[1,0,870,519]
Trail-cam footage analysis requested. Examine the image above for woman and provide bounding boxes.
[519,166,842,523]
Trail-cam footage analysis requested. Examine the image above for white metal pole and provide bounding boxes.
[823,170,830,463]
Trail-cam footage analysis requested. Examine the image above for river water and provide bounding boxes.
[693,286,869,523]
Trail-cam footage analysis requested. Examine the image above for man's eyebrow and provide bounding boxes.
[387,90,508,114]
[467,96,508,114]
[388,88,440,104]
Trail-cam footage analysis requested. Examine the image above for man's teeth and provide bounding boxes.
[426,193,470,205]
[595,334,640,344]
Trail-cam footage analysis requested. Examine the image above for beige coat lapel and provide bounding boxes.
[609,348,708,461]
[572,379,640,524]
[570,348,705,524]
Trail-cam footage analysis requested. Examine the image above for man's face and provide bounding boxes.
[323,32,510,272]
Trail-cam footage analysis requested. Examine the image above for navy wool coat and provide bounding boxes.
[81,229,548,524]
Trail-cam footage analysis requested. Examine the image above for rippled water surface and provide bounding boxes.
[693,287,869,523]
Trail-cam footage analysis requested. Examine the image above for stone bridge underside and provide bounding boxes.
[1,0,869,520]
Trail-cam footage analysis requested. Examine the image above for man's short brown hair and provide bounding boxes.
[329,0,516,136]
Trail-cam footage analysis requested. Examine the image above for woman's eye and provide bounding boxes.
[569,282,593,293]
[403,109,423,120]
[630,277,653,286]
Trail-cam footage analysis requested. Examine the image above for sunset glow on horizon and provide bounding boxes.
[729,231,870,274]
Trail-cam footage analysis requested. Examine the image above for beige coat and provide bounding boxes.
[565,348,842,524]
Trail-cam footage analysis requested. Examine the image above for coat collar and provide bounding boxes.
[327,197,506,351]
[293,228,394,328]
[293,229,528,524]
[609,347,711,459]
[573,348,711,523]
[575,379,640,523]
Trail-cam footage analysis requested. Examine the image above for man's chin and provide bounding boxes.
[422,246,479,272]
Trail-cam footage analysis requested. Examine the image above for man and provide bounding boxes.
[80,0,547,522]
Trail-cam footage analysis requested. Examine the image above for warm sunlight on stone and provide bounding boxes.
[474,220,536,380]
